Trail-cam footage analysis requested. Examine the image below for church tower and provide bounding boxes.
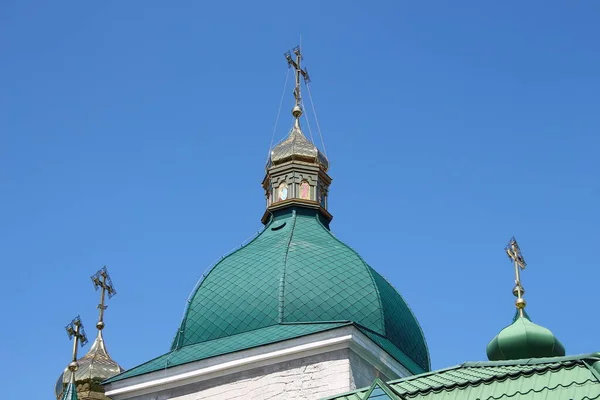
[262,47,332,224]
[103,47,428,400]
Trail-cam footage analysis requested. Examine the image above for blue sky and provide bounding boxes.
[1,1,599,398]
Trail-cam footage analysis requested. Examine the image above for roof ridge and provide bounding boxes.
[392,358,595,397]
[382,353,600,388]
[311,214,386,336]
[312,213,431,372]
[464,352,600,367]
[404,377,600,399]
[369,268,432,371]
[83,333,106,380]
[583,358,600,383]
[323,354,600,400]
[171,220,271,351]
[362,378,406,400]
[279,210,298,323]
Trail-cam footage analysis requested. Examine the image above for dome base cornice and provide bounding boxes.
[261,199,332,225]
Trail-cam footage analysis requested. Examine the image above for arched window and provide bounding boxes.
[299,181,310,200]
[278,182,288,201]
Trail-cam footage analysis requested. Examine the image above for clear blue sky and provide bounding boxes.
[1,1,598,398]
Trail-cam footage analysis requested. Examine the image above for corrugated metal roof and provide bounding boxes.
[363,379,404,399]
[324,353,600,400]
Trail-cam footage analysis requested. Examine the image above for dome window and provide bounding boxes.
[278,182,289,202]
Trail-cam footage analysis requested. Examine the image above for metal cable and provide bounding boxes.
[267,68,291,163]
[301,97,316,145]
[306,82,328,157]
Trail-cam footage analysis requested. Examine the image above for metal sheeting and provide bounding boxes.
[325,355,600,400]
[269,126,329,171]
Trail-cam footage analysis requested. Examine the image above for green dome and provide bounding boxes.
[486,315,565,361]
[172,207,430,373]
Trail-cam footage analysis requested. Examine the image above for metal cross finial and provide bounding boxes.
[65,316,88,380]
[505,237,527,317]
[284,46,310,126]
[91,266,117,332]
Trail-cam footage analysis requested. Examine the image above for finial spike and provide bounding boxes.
[505,237,527,317]
[91,266,117,332]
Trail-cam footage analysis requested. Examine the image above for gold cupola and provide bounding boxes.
[55,267,124,400]
[262,46,331,224]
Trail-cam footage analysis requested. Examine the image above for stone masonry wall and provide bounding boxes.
[128,349,382,400]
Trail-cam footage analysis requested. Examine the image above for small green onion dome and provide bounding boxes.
[486,315,565,361]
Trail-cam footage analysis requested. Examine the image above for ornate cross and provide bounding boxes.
[65,316,88,378]
[505,237,527,317]
[91,266,117,331]
[284,46,310,118]
[506,237,527,269]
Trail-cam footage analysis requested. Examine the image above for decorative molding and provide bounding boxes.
[104,325,409,399]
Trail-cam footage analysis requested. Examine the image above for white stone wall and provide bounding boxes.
[348,350,389,389]
[127,349,381,400]
[106,327,410,400]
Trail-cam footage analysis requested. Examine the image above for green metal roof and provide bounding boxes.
[362,379,403,399]
[105,322,351,383]
[106,206,429,383]
[323,353,600,400]
[173,207,428,367]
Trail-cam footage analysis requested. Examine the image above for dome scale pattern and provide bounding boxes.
[171,207,430,372]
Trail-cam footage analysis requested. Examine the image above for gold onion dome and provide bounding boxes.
[56,267,124,400]
[268,46,328,172]
[55,330,124,399]
[267,120,329,172]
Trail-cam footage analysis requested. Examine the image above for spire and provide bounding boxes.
[284,46,310,129]
[263,46,331,224]
[62,316,88,400]
[486,237,565,361]
[505,237,527,317]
